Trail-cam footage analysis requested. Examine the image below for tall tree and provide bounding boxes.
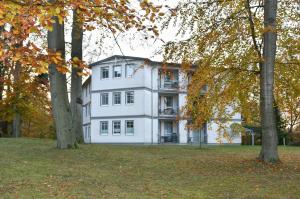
[1,0,162,148]
[71,9,83,143]
[48,0,76,149]
[12,61,22,137]
[259,0,279,162]
[162,0,298,163]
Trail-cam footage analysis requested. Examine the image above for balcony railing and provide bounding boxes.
[159,107,178,115]
[161,133,178,143]
[160,80,179,89]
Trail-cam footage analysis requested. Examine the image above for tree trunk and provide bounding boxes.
[0,62,3,101]
[259,0,279,162]
[12,61,22,137]
[0,25,3,101]
[12,111,21,137]
[71,9,84,143]
[48,1,76,149]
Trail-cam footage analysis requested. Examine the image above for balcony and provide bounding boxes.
[159,69,179,91]
[159,107,178,117]
[161,80,179,89]
[159,120,179,143]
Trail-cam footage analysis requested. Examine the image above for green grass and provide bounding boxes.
[0,138,300,199]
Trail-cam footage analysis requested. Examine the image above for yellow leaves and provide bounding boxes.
[56,65,69,74]
[12,52,22,62]
[46,24,54,32]
[36,61,49,74]
[58,15,64,25]
[72,57,80,63]
[55,7,61,15]
[12,29,20,35]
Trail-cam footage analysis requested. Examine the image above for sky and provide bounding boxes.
[76,0,181,64]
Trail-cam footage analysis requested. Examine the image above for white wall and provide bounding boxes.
[82,81,91,125]
[178,69,188,91]
[91,90,146,117]
[91,60,146,91]
[207,120,242,144]
[179,120,188,144]
[85,56,242,145]
[144,65,159,90]
[91,118,146,143]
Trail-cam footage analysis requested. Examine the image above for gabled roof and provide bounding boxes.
[89,55,153,67]
[89,55,185,68]
[83,55,197,87]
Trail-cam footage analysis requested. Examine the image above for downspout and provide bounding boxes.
[151,66,154,144]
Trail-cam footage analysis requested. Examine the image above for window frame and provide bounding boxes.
[125,120,134,136]
[125,64,135,78]
[112,120,121,136]
[100,121,109,136]
[100,93,109,106]
[125,91,134,105]
[113,92,121,105]
[100,66,109,79]
[113,65,122,78]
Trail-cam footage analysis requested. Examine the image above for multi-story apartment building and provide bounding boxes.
[82,55,242,144]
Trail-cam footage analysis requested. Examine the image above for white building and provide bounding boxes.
[82,55,242,144]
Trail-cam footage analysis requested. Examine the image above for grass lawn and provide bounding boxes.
[0,138,300,199]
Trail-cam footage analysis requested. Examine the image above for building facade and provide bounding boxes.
[82,55,242,144]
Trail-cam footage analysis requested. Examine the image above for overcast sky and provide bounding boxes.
[75,0,180,64]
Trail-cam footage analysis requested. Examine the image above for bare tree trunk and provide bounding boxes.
[48,0,76,149]
[259,0,279,162]
[12,61,22,138]
[12,111,21,137]
[0,62,3,101]
[71,9,84,143]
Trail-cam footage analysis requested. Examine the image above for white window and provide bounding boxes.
[126,91,134,104]
[101,67,109,79]
[125,120,134,135]
[112,121,121,135]
[126,64,135,78]
[100,121,108,135]
[100,93,109,106]
[113,65,122,78]
[113,92,121,105]
[84,126,90,139]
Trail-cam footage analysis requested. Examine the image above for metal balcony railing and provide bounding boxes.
[159,107,178,115]
[161,133,178,143]
[160,80,179,89]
